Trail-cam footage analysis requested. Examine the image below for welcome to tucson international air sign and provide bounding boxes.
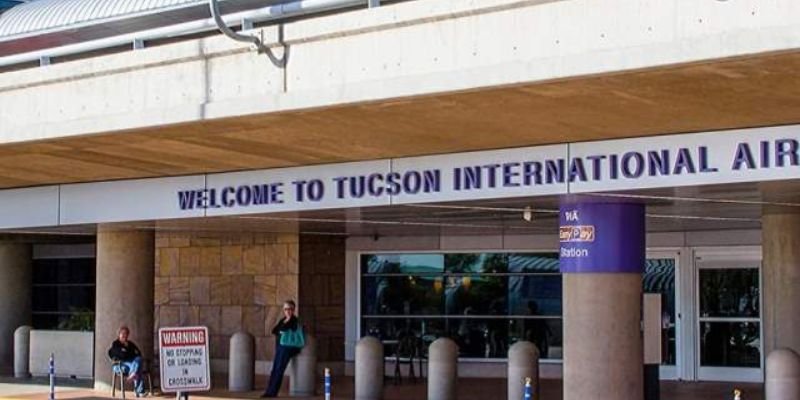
[0,125,799,228]
[173,125,799,217]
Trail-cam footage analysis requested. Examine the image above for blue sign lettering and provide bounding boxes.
[175,138,800,212]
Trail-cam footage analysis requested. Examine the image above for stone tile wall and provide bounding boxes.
[298,235,346,362]
[154,231,299,364]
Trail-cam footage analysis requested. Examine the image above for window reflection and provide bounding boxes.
[445,275,507,315]
[361,253,668,363]
[510,318,563,360]
[362,253,444,275]
[509,275,562,316]
[362,276,443,315]
[445,253,508,273]
[508,253,559,273]
[448,318,508,358]
[700,322,760,368]
[700,269,760,318]
[362,252,564,360]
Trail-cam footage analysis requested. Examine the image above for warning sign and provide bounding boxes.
[159,326,211,392]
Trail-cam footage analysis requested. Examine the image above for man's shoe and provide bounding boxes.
[260,393,276,398]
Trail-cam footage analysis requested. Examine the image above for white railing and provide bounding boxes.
[0,0,378,68]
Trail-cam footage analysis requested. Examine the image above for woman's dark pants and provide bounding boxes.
[264,344,300,396]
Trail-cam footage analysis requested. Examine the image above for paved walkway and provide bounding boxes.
[0,376,764,400]
[0,376,91,399]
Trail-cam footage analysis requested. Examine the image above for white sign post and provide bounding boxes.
[159,326,211,396]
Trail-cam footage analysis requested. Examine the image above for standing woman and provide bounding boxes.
[262,300,304,398]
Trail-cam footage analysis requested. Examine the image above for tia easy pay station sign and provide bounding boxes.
[159,326,211,392]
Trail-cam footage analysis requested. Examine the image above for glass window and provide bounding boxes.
[361,251,562,360]
[361,253,444,275]
[700,269,760,318]
[700,321,761,367]
[509,318,563,360]
[361,317,446,342]
[31,257,96,330]
[445,275,507,315]
[508,253,559,273]
[508,275,562,316]
[447,318,508,358]
[360,252,671,362]
[445,253,508,273]
[361,275,443,315]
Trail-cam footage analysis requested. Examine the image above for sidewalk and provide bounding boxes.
[0,376,91,399]
[0,376,764,400]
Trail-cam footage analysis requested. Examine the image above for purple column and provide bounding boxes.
[559,202,645,273]
[560,201,645,400]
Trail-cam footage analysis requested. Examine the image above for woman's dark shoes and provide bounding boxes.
[260,393,276,398]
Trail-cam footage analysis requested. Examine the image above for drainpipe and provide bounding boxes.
[208,0,266,52]
[0,0,365,68]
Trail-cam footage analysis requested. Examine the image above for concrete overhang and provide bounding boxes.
[0,0,799,189]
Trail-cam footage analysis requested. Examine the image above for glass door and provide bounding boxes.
[644,250,680,380]
[694,248,763,382]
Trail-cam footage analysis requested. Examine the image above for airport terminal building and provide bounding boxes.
[0,0,800,398]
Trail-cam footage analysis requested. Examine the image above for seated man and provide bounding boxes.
[108,326,145,397]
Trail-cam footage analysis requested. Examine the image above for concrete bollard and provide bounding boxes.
[507,341,539,400]
[428,338,458,400]
[228,332,255,392]
[355,336,384,400]
[289,334,317,397]
[766,348,800,399]
[14,326,31,378]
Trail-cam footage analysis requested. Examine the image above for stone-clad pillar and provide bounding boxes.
[94,228,154,390]
[560,202,645,400]
[763,211,800,356]
[0,243,32,375]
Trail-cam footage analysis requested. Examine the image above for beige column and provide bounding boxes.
[94,228,154,390]
[563,274,643,400]
[0,243,32,375]
[763,212,800,356]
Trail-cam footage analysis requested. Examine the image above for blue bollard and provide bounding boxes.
[523,377,532,400]
[49,353,55,400]
[324,368,331,400]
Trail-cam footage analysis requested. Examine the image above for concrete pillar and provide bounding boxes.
[94,228,154,390]
[0,243,32,375]
[428,337,458,400]
[766,348,800,400]
[229,332,255,392]
[508,341,539,400]
[355,336,383,400]
[289,335,317,396]
[14,325,31,378]
[560,203,645,400]
[763,212,800,355]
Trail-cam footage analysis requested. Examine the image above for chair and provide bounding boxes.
[110,357,153,398]
[392,333,419,385]
[416,336,429,379]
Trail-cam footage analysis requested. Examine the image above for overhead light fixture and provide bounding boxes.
[523,206,533,222]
